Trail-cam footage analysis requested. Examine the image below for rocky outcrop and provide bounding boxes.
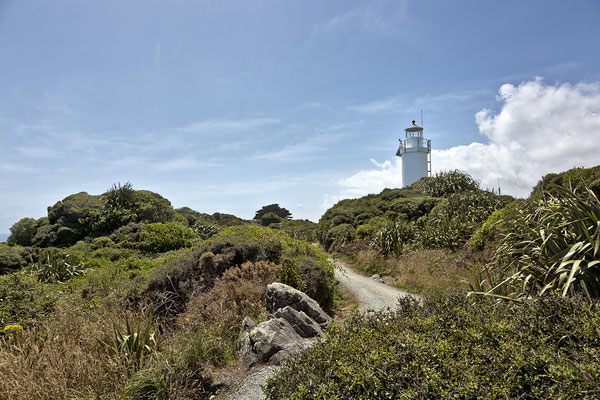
[265,282,331,327]
[238,282,331,367]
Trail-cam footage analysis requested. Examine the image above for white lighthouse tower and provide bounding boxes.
[396,120,431,187]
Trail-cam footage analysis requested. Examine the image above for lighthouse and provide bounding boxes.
[396,120,431,187]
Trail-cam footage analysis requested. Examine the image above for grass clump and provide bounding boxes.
[265,295,600,399]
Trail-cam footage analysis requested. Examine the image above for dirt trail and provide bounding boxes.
[332,259,420,311]
[225,259,419,400]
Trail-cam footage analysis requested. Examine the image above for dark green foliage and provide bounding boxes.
[266,295,600,399]
[47,192,104,227]
[411,169,480,197]
[84,183,176,236]
[175,207,247,229]
[30,249,85,283]
[470,199,525,250]
[0,244,36,272]
[370,220,413,256]
[7,217,37,246]
[417,190,511,250]
[323,223,356,251]
[260,212,282,226]
[317,186,442,249]
[270,219,318,242]
[110,222,146,246]
[356,216,387,240]
[532,165,600,198]
[480,186,600,300]
[254,203,292,220]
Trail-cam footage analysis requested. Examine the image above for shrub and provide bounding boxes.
[30,250,85,283]
[139,222,195,253]
[265,295,600,399]
[0,244,35,273]
[193,222,220,240]
[7,218,37,246]
[261,212,282,227]
[479,186,600,300]
[370,219,413,256]
[0,272,59,327]
[356,216,388,240]
[411,169,479,197]
[323,223,355,251]
[96,315,158,372]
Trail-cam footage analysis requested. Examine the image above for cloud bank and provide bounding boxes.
[339,78,600,198]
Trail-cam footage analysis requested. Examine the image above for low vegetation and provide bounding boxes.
[266,295,600,399]
[2,165,600,399]
[0,185,333,399]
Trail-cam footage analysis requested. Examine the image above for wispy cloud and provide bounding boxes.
[253,123,358,162]
[176,118,280,134]
[314,1,409,37]
[348,89,490,115]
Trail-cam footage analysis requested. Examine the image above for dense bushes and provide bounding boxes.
[474,186,600,300]
[266,295,600,399]
[318,171,508,254]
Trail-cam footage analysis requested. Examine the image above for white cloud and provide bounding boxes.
[337,78,600,198]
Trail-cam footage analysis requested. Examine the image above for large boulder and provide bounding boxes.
[265,282,331,327]
[238,283,331,368]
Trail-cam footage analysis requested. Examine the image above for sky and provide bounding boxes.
[1,0,600,233]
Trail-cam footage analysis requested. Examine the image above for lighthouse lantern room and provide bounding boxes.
[396,120,431,187]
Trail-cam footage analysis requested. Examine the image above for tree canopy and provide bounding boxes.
[254,204,292,220]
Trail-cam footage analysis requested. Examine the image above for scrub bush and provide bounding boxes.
[266,295,600,399]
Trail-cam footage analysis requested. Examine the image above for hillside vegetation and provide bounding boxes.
[265,165,600,399]
[1,166,599,399]
[0,184,326,399]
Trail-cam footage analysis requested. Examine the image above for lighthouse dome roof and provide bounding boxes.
[405,120,423,132]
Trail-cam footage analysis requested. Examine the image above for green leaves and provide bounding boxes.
[30,250,85,283]
[96,315,158,372]
[477,186,600,300]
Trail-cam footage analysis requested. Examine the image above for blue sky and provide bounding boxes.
[1,0,600,233]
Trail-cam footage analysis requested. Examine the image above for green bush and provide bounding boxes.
[532,165,600,198]
[470,199,524,250]
[266,295,600,399]
[139,222,194,253]
[370,220,414,256]
[30,249,85,283]
[0,272,59,327]
[411,169,479,197]
[323,223,356,251]
[7,217,37,246]
[138,225,337,317]
[261,212,282,227]
[480,186,600,300]
[0,244,36,273]
[356,216,387,240]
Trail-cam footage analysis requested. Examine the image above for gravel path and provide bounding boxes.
[226,259,418,399]
[227,366,280,400]
[332,259,420,311]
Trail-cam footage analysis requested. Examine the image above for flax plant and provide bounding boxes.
[96,315,158,372]
[472,186,600,300]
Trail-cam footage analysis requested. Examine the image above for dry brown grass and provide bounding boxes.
[351,248,472,296]
[0,298,144,400]
[178,260,280,333]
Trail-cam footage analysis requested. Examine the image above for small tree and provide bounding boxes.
[7,217,37,246]
[254,204,292,220]
[260,212,282,227]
